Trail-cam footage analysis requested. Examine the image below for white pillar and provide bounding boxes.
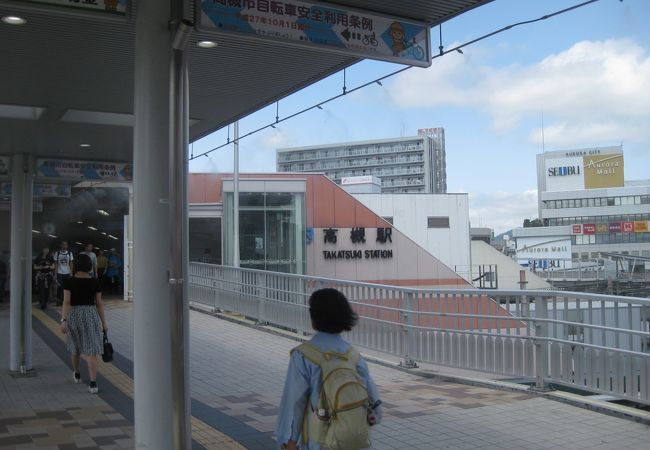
[132,1,190,448]
[9,154,33,372]
[233,120,240,268]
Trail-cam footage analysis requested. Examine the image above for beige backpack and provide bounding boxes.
[292,342,371,450]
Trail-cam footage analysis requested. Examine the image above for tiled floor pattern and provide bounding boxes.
[31,306,245,450]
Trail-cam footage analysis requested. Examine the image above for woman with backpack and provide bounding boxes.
[276,288,382,450]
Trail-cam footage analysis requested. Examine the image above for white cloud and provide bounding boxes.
[389,39,650,146]
[468,189,538,234]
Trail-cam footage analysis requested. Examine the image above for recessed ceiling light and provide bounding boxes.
[80,143,91,148]
[197,40,218,48]
[1,15,26,25]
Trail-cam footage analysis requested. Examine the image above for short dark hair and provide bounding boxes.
[75,253,93,273]
[309,288,358,334]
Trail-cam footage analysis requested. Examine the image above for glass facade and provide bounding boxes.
[543,195,650,209]
[224,192,305,274]
[189,218,222,264]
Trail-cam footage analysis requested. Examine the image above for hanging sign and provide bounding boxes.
[1,183,72,198]
[0,157,9,176]
[17,0,127,15]
[197,0,431,67]
[36,159,133,181]
[0,199,43,212]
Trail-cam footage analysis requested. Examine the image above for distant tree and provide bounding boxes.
[523,218,544,228]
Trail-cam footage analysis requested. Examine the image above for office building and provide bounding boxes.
[276,128,446,193]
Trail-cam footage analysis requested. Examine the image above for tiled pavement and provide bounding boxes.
[2,299,650,449]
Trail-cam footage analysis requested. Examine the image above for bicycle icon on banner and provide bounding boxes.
[403,37,425,61]
[362,32,378,47]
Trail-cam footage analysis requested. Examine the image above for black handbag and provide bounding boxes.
[102,331,114,363]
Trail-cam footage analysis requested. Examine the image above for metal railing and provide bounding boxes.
[188,263,650,405]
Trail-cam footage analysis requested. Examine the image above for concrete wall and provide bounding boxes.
[471,240,551,290]
[351,193,471,269]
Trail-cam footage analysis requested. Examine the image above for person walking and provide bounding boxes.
[53,241,74,306]
[80,243,98,278]
[33,247,54,309]
[105,249,121,296]
[276,288,382,450]
[59,253,107,394]
[96,250,108,288]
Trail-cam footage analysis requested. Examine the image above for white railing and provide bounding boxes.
[188,263,650,405]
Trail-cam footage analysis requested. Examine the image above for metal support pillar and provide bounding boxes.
[132,1,191,448]
[9,154,33,373]
[233,120,240,268]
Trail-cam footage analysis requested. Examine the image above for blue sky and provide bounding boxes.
[189,0,650,233]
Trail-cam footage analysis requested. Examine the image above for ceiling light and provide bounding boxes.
[32,229,40,234]
[108,235,118,240]
[101,232,107,235]
[76,221,83,224]
[97,209,110,216]
[197,40,218,48]
[47,234,58,238]
[80,143,91,148]
[75,241,83,245]
[2,16,26,25]
[88,226,98,231]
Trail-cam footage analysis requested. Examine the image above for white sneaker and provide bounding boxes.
[73,372,81,384]
[89,384,99,394]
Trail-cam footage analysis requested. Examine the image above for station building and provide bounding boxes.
[513,146,650,270]
[276,128,447,194]
[189,172,468,288]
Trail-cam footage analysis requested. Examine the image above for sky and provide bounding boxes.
[188,0,650,234]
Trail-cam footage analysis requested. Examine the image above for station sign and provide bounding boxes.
[320,226,393,260]
[36,159,132,181]
[17,0,127,15]
[1,183,71,198]
[197,0,431,67]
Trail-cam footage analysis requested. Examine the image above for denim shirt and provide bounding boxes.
[275,332,382,449]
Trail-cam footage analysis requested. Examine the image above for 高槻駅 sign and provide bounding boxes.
[197,0,431,67]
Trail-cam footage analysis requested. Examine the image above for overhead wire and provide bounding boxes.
[189,0,603,161]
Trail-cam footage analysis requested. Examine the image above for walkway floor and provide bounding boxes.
[1,300,649,449]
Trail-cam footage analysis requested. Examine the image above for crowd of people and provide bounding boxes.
[33,241,123,309]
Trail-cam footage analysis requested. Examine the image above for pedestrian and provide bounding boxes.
[33,247,54,309]
[96,250,108,287]
[53,241,74,306]
[59,253,107,394]
[80,243,98,278]
[275,288,382,450]
[105,249,120,296]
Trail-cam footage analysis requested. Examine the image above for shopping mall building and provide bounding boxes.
[189,172,470,288]
[513,146,650,270]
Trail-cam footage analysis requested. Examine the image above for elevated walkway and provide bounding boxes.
[2,300,649,449]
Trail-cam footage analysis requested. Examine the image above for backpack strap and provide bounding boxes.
[291,342,325,366]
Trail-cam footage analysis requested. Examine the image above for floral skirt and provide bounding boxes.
[66,305,103,356]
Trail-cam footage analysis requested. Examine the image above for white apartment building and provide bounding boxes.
[276,129,446,193]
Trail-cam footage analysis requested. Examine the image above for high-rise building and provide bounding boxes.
[276,128,447,193]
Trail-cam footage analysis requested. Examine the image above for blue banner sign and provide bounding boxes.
[198,0,431,67]
[36,159,133,181]
[1,183,72,198]
[17,0,127,15]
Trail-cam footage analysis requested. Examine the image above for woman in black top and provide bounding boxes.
[33,247,54,309]
[59,253,108,394]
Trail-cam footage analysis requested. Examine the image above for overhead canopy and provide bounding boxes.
[0,0,490,163]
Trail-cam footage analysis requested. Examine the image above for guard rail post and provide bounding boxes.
[400,291,418,368]
[533,295,550,391]
[257,271,267,325]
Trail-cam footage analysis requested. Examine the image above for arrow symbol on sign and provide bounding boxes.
[341,28,351,41]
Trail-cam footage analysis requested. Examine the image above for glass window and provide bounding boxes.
[614,197,621,206]
[427,216,450,228]
[562,200,569,208]
[189,218,222,264]
[568,199,575,208]
[607,198,615,206]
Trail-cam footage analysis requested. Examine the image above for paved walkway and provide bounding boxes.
[1,300,649,449]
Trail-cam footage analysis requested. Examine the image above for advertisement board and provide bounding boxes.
[198,0,431,67]
[1,183,71,198]
[545,157,585,192]
[583,224,596,234]
[634,220,649,232]
[36,159,132,181]
[609,222,621,233]
[622,222,634,233]
[515,236,572,271]
[583,154,624,189]
[572,224,583,234]
[17,0,127,14]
